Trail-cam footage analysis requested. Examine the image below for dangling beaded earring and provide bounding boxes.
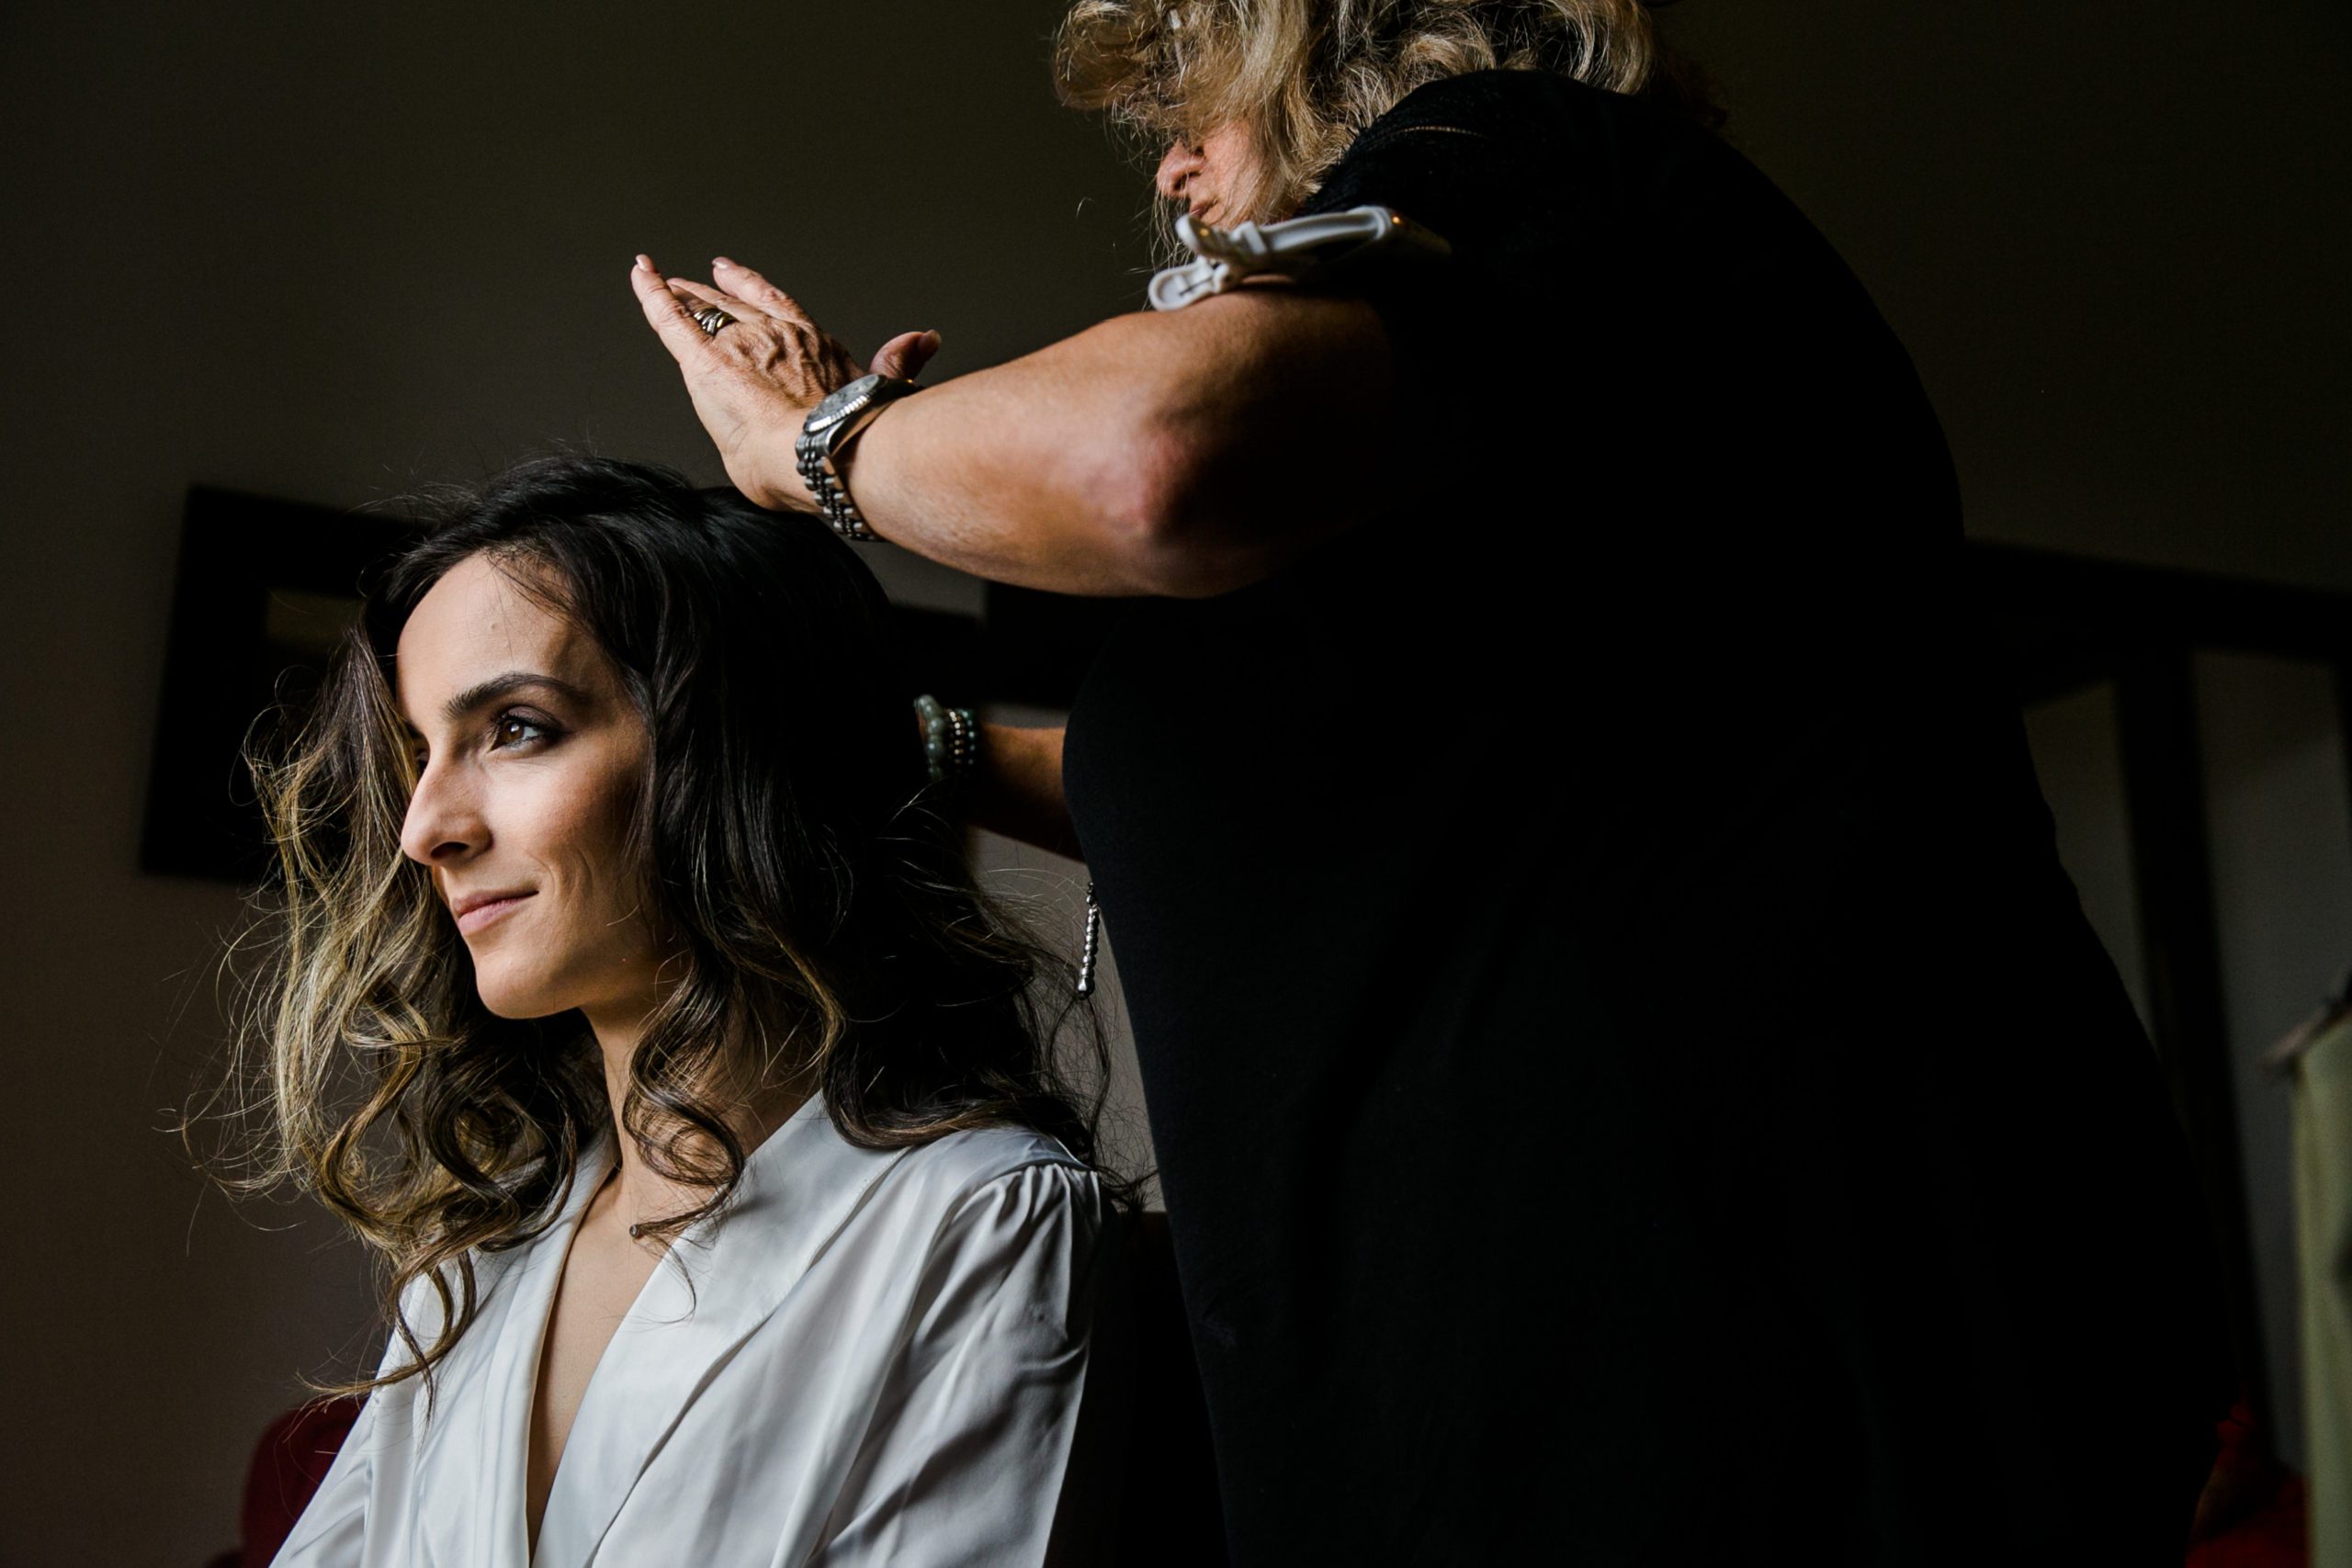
[1076,883,1102,998]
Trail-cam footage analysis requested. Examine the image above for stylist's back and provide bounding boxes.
[1061,43,2228,1568]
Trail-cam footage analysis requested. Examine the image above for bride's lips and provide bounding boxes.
[453,890,536,935]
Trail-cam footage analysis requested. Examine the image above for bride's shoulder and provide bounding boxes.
[883,1121,1106,1229]
[900,1119,1094,1187]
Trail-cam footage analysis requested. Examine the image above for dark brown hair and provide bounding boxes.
[211,456,1116,1399]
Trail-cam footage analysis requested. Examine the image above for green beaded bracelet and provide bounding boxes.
[913,694,978,788]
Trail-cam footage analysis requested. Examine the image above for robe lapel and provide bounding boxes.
[529,1098,912,1568]
[410,1145,616,1568]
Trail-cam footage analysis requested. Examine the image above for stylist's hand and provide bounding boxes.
[630,254,940,512]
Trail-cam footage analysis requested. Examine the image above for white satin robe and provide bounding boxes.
[273,1097,1117,1567]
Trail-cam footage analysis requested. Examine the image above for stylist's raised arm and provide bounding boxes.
[628,249,1398,599]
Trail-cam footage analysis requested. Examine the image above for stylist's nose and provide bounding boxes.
[1156,138,1204,206]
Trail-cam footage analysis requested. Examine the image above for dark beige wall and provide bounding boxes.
[1664,0,2350,587]
[0,3,2342,1560]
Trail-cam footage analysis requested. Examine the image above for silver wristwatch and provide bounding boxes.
[796,373,919,542]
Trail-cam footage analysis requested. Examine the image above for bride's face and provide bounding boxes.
[394,552,665,1024]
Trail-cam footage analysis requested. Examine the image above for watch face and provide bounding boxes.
[808,373,886,432]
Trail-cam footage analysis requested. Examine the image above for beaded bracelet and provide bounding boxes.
[914,694,978,790]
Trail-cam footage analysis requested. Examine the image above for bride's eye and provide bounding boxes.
[490,710,558,751]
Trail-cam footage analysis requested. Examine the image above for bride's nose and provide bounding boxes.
[400,757,487,870]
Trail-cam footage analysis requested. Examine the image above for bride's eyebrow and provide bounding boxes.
[401,671,594,734]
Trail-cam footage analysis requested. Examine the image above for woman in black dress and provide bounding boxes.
[628,4,2229,1559]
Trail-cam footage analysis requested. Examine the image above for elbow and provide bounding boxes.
[1100,412,1269,599]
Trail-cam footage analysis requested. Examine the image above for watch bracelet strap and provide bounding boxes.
[797,444,879,543]
[800,380,918,544]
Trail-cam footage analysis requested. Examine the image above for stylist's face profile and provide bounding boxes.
[395,553,662,1022]
[1155,119,1261,226]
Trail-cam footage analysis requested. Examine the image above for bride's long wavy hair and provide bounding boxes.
[206,456,1114,1398]
[1057,0,1722,226]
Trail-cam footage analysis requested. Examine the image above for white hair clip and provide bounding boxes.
[1146,204,1451,311]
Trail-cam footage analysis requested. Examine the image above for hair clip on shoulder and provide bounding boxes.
[1147,205,1450,311]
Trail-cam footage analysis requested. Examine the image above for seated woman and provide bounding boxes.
[231,456,1126,1567]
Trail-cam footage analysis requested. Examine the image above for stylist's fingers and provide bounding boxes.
[631,255,718,363]
[870,329,942,380]
[666,273,865,389]
[711,257,813,324]
[662,275,766,323]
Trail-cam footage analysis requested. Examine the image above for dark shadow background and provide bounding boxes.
[0,3,2343,1560]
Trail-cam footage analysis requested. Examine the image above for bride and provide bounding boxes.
[230,455,1126,1566]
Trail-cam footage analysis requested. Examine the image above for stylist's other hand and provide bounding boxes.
[630,254,940,512]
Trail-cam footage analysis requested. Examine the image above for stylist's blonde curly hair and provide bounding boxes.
[1057,0,1721,225]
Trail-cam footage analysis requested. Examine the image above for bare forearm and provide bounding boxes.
[833,292,1400,598]
[968,724,1079,859]
[842,332,1169,594]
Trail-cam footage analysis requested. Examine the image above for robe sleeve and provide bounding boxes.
[266,1393,373,1567]
[270,1269,442,1567]
[807,1159,1122,1567]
